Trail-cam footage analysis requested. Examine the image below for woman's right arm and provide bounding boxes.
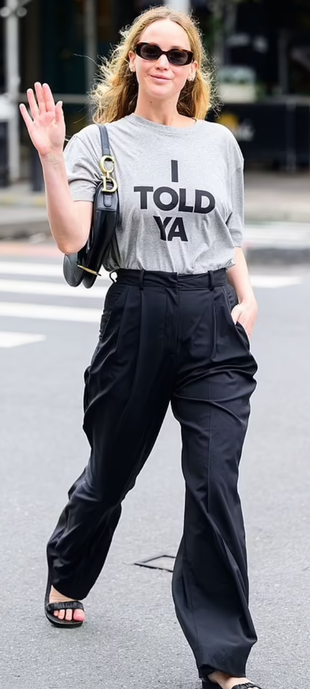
[20,82,92,255]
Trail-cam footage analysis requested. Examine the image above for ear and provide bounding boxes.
[188,60,198,82]
[128,50,136,73]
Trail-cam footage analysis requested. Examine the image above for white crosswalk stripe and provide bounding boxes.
[0,279,108,299]
[0,331,46,348]
[0,261,63,277]
[250,275,302,288]
[0,301,102,322]
[0,259,105,347]
[0,261,110,281]
[0,257,303,348]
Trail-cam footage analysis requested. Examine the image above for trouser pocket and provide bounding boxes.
[99,282,128,341]
[222,283,250,350]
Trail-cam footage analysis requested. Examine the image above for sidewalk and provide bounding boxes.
[244,170,310,223]
[0,172,310,263]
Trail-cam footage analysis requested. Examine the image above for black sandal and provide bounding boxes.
[44,576,84,628]
[231,684,263,689]
[202,682,262,689]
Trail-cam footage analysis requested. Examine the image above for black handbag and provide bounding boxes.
[63,124,118,289]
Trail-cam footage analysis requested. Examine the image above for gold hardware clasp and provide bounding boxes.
[77,264,102,277]
[99,155,118,193]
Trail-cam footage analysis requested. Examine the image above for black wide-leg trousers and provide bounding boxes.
[47,268,258,680]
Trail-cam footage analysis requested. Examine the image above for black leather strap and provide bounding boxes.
[46,600,84,612]
[98,123,110,156]
[231,683,262,689]
[98,124,115,209]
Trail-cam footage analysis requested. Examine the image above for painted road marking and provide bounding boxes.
[0,262,304,290]
[0,261,110,281]
[0,279,107,299]
[0,262,62,277]
[0,276,301,294]
[250,276,302,288]
[0,302,101,323]
[0,331,46,348]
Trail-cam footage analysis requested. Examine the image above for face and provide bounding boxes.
[129,19,197,103]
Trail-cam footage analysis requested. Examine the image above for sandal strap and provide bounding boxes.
[232,684,262,689]
[46,600,84,612]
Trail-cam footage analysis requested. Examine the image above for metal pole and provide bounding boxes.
[4,0,20,182]
[85,0,97,89]
[164,0,191,12]
[212,0,225,68]
[278,29,289,96]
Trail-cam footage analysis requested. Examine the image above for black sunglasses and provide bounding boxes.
[135,42,193,66]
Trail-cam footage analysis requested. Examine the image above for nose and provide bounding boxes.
[156,53,169,68]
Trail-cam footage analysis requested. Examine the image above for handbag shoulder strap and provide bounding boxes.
[96,123,118,200]
[98,123,110,155]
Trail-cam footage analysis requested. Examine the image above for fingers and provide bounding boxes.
[230,304,253,337]
[235,313,253,338]
[34,82,57,114]
[54,100,64,124]
[19,102,33,128]
[21,82,56,121]
[34,82,47,114]
[42,82,56,112]
[230,304,241,324]
[25,87,39,119]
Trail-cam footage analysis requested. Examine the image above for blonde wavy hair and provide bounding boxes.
[90,6,214,123]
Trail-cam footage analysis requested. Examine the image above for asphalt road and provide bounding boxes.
[0,244,309,689]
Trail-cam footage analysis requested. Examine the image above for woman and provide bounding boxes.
[20,6,261,689]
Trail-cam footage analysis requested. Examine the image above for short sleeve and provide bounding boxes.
[64,124,102,202]
[226,162,244,247]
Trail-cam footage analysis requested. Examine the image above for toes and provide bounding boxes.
[47,585,85,624]
[52,608,83,622]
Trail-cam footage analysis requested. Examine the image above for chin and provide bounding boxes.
[143,83,177,99]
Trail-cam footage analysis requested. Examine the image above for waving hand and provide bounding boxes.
[20,82,65,158]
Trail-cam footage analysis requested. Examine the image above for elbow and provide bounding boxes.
[51,228,87,255]
[57,239,86,255]
[48,219,89,255]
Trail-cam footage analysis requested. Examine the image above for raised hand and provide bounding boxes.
[19,82,66,158]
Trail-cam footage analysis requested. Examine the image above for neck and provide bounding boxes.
[134,97,185,127]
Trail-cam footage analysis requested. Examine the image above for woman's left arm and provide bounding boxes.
[227,247,258,338]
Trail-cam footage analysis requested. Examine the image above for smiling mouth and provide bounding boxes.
[151,75,170,81]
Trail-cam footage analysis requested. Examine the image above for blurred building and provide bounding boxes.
[0,0,310,181]
[193,0,310,170]
[193,0,310,99]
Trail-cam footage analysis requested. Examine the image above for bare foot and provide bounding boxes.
[49,585,85,623]
[208,671,259,689]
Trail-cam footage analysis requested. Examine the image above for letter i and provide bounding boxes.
[171,160,179,183]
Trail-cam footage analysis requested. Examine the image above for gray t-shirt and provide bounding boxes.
[64,113,244,273]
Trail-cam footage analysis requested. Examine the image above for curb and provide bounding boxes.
[1,209,310,265]
[0,224,309,265]
[245,211,310,224]
[1,201,310,224]
[0,195,46,208]
[1,191,310,223]
[244,246,310,265]
[0,220,51,241]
